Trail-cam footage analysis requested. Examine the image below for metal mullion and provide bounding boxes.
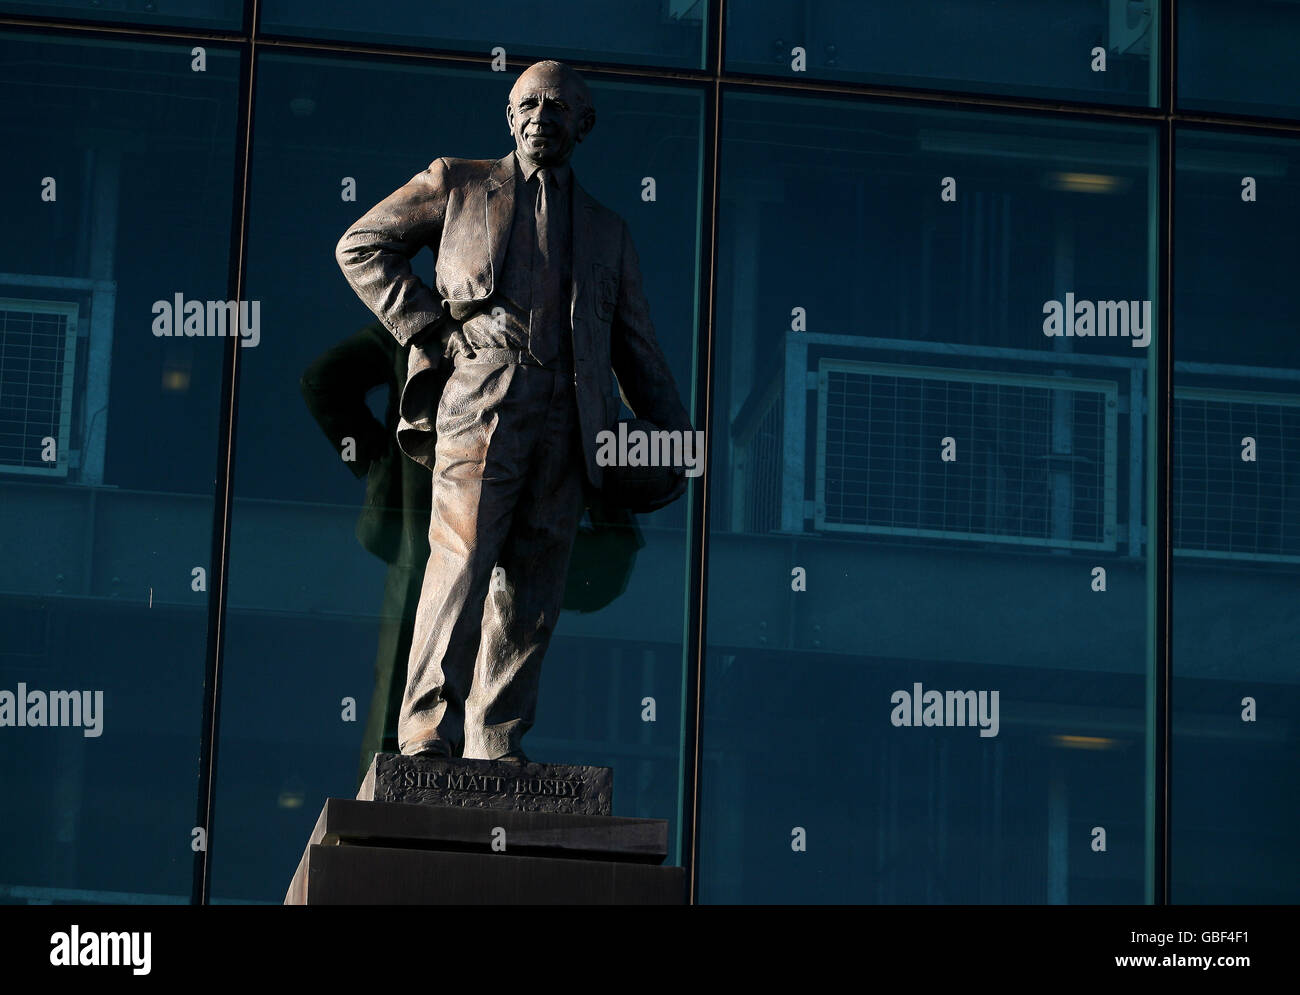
[1152,0,1176,910]
[192,0,260,907]
[682,0,726,907]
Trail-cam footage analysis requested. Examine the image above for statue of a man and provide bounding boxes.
[335,60,692,763]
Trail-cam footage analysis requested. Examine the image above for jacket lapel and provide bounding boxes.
[484,153,516,293]
[571,177,595,326]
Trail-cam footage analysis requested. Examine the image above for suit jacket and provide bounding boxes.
[300,323,646,612]
[334,152,693,492]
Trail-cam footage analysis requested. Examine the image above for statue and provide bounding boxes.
[335,60,693,764]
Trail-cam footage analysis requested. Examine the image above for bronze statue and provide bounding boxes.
[335,60,692,763]
[301,322,649,783]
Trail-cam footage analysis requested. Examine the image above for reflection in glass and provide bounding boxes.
[0,0,241,30]
[726,0,1158,107]
[700,91,1158,903]
[261,0,707,70]
[1179,0,1300,121]
[1172,129,1300,902]
[0,33,239,903]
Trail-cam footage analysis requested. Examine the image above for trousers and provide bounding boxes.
[398,349,588,760]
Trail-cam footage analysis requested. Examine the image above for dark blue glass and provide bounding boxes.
[260,0,708,70]
[0,33,240,903]
[208,53,704,901]
[1172,128,1300,902]
[0,0,241,30]
[726,0,1159,107]
[1179,0,1300,121]
[700,90,1159,903]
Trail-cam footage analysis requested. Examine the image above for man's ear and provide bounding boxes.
[505,104,515,134]
[576,107,596,143]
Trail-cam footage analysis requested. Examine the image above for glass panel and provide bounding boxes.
[260,0,708,71]
[0,0,241,31]
[208,53,704,901]
[725,0,1159,107]
[0,33,240,903]
[1178,0,1300,121]
[700,90,1159,903]
[1172,128,1300,902]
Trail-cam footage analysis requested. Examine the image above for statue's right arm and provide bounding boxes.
[335,158,450,347]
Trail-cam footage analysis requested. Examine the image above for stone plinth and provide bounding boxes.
[357,752,612,816]
[285,756,684,904]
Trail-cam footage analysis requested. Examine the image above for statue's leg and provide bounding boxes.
[398,360,532,757]
[463,371,586,761]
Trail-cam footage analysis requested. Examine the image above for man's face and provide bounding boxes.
[507,70,592,168]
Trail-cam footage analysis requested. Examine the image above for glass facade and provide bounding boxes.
[1171,127,1300,903]
[700,94,1158,903]
[208,53,704,902]
[726,0,1160,105]
[260,0,709,70]
[0,0,242,31]
[0,2,1296,906]
[0,32,241,902]
[1178,0,1300,121]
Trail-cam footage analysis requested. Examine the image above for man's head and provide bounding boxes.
[506,61,594,169]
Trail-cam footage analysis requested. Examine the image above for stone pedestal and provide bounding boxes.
[285,755,684,905]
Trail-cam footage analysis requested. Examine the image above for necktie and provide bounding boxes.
[536,167,553,268]
[530,169,557,365]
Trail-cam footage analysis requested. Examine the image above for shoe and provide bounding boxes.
[405,739,454,760]
[492,750,529,764]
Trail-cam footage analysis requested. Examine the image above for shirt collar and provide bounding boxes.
[515,150,571,189]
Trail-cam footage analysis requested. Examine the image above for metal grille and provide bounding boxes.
[816,361,1118,550]
[0,299,78,476]
[1175,387,1300,561]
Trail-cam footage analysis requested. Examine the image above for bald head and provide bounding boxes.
[509,61,591,111]
[506,61,595,169]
